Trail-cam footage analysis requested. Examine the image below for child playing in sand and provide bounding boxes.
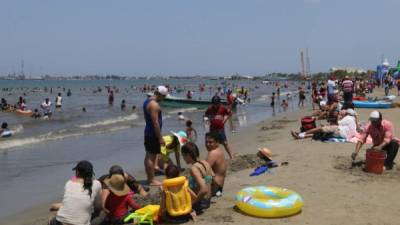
[155,131,187,173]
[205,132,228,197]
[160,164,197,223]
[101,173,141,224]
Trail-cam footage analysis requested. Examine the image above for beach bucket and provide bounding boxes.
[364,150,386,174]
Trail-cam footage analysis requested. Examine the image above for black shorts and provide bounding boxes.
[214,130,227,143]
[144,136,161,154]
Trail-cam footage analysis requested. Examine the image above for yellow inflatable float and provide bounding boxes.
[235,186,303,218]
[162,176,192,216]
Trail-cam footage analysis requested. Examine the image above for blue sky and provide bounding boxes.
[1,0,399,76]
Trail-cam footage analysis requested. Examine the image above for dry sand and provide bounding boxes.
[3,89,400,225]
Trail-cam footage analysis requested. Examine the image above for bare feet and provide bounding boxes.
[148,179,162,186]
[291,131,299,139]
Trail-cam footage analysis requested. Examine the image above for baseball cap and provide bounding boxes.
[369,111,380,119]
[156,86,168,96]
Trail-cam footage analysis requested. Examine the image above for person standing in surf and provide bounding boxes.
[143,85,168,186]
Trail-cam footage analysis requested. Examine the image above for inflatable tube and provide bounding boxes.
[16,109,33,116]
[235,186,303,218]
[162,176,192,216]
[1,130,13,138]
[352,101,393,109]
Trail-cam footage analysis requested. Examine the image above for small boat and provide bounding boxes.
[161,95,227,109]
[352,100,393,109]
[15,109,33,116]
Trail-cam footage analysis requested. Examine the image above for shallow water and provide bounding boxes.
[0,79,302,219]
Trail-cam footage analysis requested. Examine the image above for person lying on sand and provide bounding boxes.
[292,109,357,140]
[205,132,228,197]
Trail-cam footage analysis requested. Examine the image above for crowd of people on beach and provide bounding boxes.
[290,75,398,171]
[44,84,248,225]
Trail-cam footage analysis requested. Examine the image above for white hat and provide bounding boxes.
[156,86,168,96]
[346,108,357,116]
[369,111,380,119]
[319,101,327,106]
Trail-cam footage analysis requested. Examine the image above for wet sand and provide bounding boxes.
[4,89,400,225]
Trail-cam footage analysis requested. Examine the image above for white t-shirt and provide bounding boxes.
[56,180,102,225]
[41,101,52,113]
[56,96,62,106]
[338,115,357,139]
[327,79,337,95]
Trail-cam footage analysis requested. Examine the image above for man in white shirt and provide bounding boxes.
[55,93,62,108]
[41,98,52,117]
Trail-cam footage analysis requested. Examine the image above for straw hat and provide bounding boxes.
[258,147,273,161]
[104,174,130,196]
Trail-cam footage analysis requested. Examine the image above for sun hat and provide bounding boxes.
[257,147,273,161]
[369,111,380,119]
[170,130,188,146]
[346,108,357,116]
[104,174,130,196]
[156,85,168,96]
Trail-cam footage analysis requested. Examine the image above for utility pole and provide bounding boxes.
[300,50,306,78]
[306,48,311,77]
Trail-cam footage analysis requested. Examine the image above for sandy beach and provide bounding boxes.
[3,89,400,225]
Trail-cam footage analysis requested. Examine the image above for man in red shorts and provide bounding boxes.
[204,96,233,159]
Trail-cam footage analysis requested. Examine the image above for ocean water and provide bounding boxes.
[0,79,301,219]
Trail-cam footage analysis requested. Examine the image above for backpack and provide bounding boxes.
[300,116,316,132]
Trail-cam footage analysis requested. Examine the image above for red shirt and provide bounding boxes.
[105,192,140,219]
[205,104,230,131]
[359,120,394,146]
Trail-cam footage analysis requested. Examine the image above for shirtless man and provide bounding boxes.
[143,86,168,186]
[205,132,227,197]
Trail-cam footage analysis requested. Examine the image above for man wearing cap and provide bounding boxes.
[352,111,399,170]
[205,95,233,159]
[143,85,168,185]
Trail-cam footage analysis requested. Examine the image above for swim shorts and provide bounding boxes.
[215,130,227,143]
[144,136,161,154]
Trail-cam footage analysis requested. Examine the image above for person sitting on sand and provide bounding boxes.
[292,109,357,140]
[205,132,228,197]
[49,161,102,225]
[312,101,329,119]
[160,164,197,223]
[98,165,148,197]
[100,173,141,224]
[351,111,399,170]
[181,142,214,214]
[155,131,187,173]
